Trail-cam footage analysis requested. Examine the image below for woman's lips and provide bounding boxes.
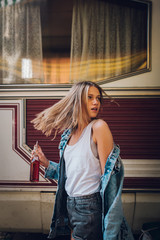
[91,107,98,112]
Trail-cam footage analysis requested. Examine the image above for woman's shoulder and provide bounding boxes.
[92,119,113,144]
[92,119,109,130]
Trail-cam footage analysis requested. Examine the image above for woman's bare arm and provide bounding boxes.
[92,119,113,174]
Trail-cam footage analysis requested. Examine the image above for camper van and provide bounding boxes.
[0,0,160,236]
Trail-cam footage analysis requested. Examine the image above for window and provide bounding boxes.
[0,0,152,86]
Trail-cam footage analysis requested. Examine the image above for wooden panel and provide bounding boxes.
[124,177,160,190]
[26,98,160,161]
[26,99,60,163]
[26,98,160,189]
[100,98,160,159]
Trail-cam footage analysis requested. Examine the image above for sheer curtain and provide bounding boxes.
[70,0,147,83]
[0,0,44,84]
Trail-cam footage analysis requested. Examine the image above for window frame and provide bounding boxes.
[0,0,152,89]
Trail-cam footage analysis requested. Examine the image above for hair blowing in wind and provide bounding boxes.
[31,81,112,138]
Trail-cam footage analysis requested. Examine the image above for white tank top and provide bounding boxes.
[64,121,101,197]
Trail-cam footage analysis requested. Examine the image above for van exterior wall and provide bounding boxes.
[0,95,160,234]
[0,192,55,233]
[0,0,160,235]
[0,191,160,234]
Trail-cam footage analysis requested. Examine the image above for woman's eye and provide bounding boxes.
[88,96,92,99]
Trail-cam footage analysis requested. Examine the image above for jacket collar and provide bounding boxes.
[58,129,72,158]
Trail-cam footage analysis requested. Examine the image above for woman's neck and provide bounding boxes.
[77,119,91,132]
[77,124,86,131]
[68,122,88,146]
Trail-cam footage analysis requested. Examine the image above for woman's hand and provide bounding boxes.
[30,144,49,168]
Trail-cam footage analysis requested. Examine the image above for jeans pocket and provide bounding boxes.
[75,199,101,216]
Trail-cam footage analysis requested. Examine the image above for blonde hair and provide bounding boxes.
[31,81,106,138]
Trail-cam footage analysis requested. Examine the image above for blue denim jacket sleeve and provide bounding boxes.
[101,144,134,240]
[45,161,59,181]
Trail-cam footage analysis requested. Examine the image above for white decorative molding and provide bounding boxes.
[0,100,57,191]
[0,87,160,98]
[123,159,160,177]
[0,99,160,191]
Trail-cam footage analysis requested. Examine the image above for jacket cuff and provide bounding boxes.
[45,161,59,180]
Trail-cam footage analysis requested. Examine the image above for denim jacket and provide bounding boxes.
[45,129,134,240]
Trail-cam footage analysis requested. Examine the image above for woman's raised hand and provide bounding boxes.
[30,144,49,168]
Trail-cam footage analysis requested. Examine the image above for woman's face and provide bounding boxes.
[86,86,101,119]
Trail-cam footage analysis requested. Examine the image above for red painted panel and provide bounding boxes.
[124,177,160,189]
[0,104,56,188]
[26,99,60,163]
[26,98,160,161]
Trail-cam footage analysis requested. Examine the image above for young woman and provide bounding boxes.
[31,81,134,240]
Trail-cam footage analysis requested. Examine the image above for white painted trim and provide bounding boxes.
[123,159,160,177]
[0,100,57,190]
[0,87,160,98]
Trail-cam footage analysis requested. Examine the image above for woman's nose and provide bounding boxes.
[93,98,98,104]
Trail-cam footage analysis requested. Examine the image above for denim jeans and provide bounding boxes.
[67,192,103,240]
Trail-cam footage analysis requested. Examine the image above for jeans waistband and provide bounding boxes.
[67,192,100,200]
